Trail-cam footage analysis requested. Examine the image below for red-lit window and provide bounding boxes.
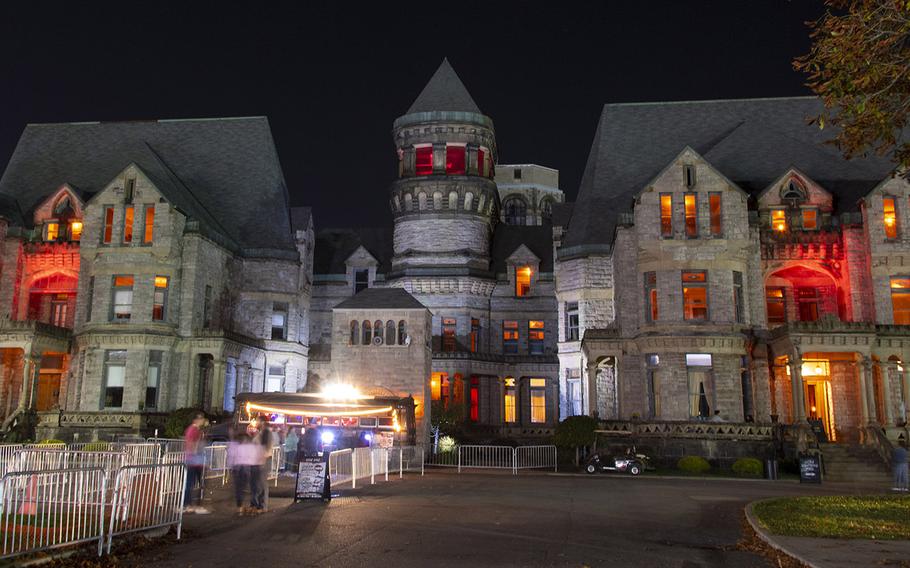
[446,145,466,175]
[478,148,486,177]
[415,146,433,176]
[469,377,479,422]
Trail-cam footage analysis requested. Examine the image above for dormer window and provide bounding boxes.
[515,266,532,297]
[69,221,83,241]
[684,165,696,189]
[802,208,818,230]
[44,222,59,241]
[781,178,807,204]
[124,178,136,203]
[771,209,787,232]
[354,269,369,293]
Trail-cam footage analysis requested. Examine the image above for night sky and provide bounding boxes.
[0,1,824,229]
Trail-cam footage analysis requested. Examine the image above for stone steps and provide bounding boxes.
[819,443,890,484]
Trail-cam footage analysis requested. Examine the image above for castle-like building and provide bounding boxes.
[0,61,908,458]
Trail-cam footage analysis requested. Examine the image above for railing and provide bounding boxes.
[267,446,282,485]
[0,445,23,476]
[388,446,424,477]
[596,420,773,441]
[328,449,353,486]
[147,438,185,454]
[425,445,558,475]
[123,443,161,466]
[515,445,558,472]
[327,446,424,489]
[457,445,515,472]
[106,463,186,554]
[203,444,228,484]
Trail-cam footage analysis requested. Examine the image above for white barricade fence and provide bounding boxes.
[66,442,119,452]
[371,448,389,483]
[387,446,425,477]
[424,448,459,467]
[327,449,353,487]
[268,445,282,485]
[203,444,228,484]
[161,451,185,465]
[112,434,146,444]
[514,445,558,472]
[123,443,161,466]
[0,467,108,559]
[457,445,515,473]
[106,463,186,554]
[147,438,185,455]
[351,447,373,488]
[327,447,414,489]
[0,444,23,477]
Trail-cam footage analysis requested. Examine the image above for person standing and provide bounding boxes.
[893,441,909,492]
[183,412,210,514]
[228,428,259,514]
[252,415,276,512]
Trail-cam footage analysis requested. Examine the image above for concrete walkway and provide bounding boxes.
[745,501,910,568]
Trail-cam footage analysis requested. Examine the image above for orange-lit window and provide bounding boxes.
[103,207,115,244]
[709,193,722,236]
[153,276,168,321]
[682,271,708,321]
[644,272,658,322]
[415,146,433,176]
[446,145,466,175]
[530,378,547,423]
[470,318,480,353]
[766,288,786,324]
[143,206,155,243]
[122,206,134,243]
[684,193,697,237]
[469,377,479,421]
[802,209,818,230]
[111,275,134,321]
[45,222,59,241]
[69,221,83,241]
[660,194,673,237]
[503,320,519,354]
[430,372,444,400]
[891,277,910,324]
[442,317,456,352]
[883,197,898,239]
[529,321,545,354]
[771,209,787,232]
[516,266,532,297]
[503,377,516,422]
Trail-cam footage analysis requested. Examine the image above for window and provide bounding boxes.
[143,206,155,243]
[891,277,910,324]
[266,365,284,392]
[103,350,126,409]
[540,198,554,222]
[503,320,519,354]
[514,168,522,180]
[102,207,115,244]
[503,377,516,422]
[415,146,433,176]
[529,321,545,354]
[431,373,444,400]
[733,271,744,324]
[362,320,372,345]
[530,378,546,423]
[766,288,786,324]
[469,377,479,422]
[354,269,369,293]
[515,266,532,297]
[146,351,162,409]
[682,271,708,321]
[45,222,59,241]
[477,148,487,177]
[567,370,582,416]
[271,303,288,340]
[446,145,466,175]
[647,354,660,366]
[802,208,818,230]
[69,221,82,241]
[684,165,696,188]
[796,287,819,321]
[709,193,722,236]
[684,193,697,237]
[883,197,898,239]
[153,276,168,321]
[398,320,407,345]
[350,320,359,345]
[111,275,134,321]
[565,302,579,341]
[124,178,135,203]
[442,317,456,352]
[86,277,95,322]
[203,285,213,328]
[660,194,673,237]
[386,320,396,345]
[50,295,68,327]
[645,272,658,322]
[771,209,787,232]
[503,197,527,225]
[470,318,480,353]
[686,353,712,367]
[122,205,134,243]
[688,368,711,419]
[373,319,383,345]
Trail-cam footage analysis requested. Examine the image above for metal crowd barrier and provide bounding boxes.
[106,463,186,554]
[426,445,558,475]
[328,448,353,486]
[267,446,282,486]
[328,446,424,489]
[457,445,515,472]
[514,445,558,472]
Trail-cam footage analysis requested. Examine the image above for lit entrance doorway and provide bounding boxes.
[801,359,836,442]
[36,353,66,411]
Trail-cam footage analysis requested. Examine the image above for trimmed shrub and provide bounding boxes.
[164,408,205,439]
[677,455,711,474]
[732,457,764,478]
[82,442,112,452]
[36,439,66,445]
[438,435,457,453]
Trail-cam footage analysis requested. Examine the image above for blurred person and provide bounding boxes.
[227,428,260,514]
[284,428,299,473]
[893,440,908,492]
[251,415,277,512]
[183,412,210,514]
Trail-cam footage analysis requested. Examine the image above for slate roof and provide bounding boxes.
[314,226,394,274]
[290,206,312,232]
[563,97,899,249]
[491,224,554,273]
[334,287,426,310]
[406,59,482,115]
[551,202,574,228]
[0,117,295,255]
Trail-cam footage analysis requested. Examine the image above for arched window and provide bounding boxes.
[448,191,458,209]
[503,197,527,225]
[540,197,554,222]
[781,178,807,204]
[362,320,372,345]
[374,320,383,344]
[386,320,396,345]
[350,320,359,345]
[404,193,413,211]
[433,192,442,210]
[418,192,427,210]
[477,194,486,215]
[398,320,407,345]
[464,192,474,211]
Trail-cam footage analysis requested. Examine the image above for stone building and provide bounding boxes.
[0,118,313,440]
[496,164,564,226]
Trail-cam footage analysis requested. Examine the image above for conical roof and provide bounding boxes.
[406,59,481,115]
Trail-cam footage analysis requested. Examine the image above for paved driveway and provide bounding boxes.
[153,471,844,567]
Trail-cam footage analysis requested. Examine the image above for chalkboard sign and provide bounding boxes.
[295,456,330,502]
[799,454,822,484]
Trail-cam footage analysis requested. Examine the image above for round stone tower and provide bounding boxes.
[389,59,498,274]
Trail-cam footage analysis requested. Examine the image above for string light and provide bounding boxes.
[245,401,393,417]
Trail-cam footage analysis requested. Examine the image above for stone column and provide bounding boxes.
[859,356,877,424]
[432,143,446,174]
[788,354,806,422]
[466,143,480,176]
[586,362,597,417]
[211,359,226,413]
[880,361,895,426]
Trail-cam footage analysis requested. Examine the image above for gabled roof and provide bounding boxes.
[0,117,295,255]
[564,97,898,249]
[334,287,426,310]
[314,226,393,274]
[406,59,481,115]
[491,225,554,273]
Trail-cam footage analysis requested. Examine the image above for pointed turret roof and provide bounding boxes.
[406,59,481,115]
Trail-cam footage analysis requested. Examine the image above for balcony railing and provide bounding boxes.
[0,318,72,339]
[760,229,844,260]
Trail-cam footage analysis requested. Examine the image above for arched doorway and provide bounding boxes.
[765,265,843,325]
[27,273,78,328]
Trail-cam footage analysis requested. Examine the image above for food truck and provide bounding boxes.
[234,388,417,450]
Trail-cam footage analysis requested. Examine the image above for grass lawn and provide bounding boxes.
[752,495,910,540]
